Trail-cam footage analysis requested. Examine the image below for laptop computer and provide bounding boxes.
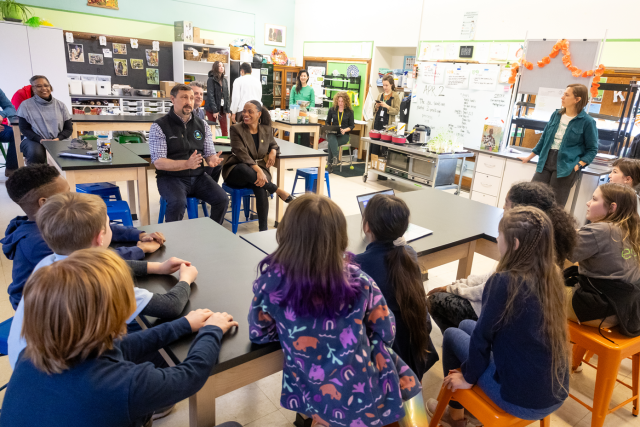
[58,149,99,160]
[356,189,433,242]
[321,125,341,134]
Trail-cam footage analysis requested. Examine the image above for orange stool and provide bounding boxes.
[568,321,640,427]
[428,383,550,427]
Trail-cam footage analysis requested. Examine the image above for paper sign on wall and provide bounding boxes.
[152,41,160,51]
[532,87,564,121]
[130,39,139,49]
[422,63,445,84]
[469,67,499,91]
[445,44,459,60]
[475,43,490,63]
[103,49,112,58]
[445,67,469,89]
[419,44,431,61]
[431,44,445,60]
[65,32,74,43]
[99,36,107,46]
[461,12,478,40]
[490,43,508,60]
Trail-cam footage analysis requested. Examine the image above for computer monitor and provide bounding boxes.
[356,189,395,214]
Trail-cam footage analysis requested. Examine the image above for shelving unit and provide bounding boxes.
[273,65,302,108]
[70,95,172,115]
[321,74,361,108]
[173,41,230,91]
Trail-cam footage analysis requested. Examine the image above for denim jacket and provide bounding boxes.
[532,109,598,178]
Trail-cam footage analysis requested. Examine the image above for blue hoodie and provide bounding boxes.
[1,216,53,310]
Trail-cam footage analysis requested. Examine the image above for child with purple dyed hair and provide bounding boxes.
[248,194,421,427]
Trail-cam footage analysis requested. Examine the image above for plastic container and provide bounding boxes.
[82,81,97,96]
[369,131,382,140]
[68,80,82,95]
[309,113,318,124]
[289,105,300,124]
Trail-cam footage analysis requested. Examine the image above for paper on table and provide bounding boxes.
[531,87,564,121]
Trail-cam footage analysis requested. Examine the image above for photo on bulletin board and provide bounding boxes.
[87,0,118,10]
[146,49,159,66]
[146,68,159,85]
[88,53,103,65]
[265,24,286,47]
[130,59,144,69]
[113,58,128,76]
[113,43,127,55]
[68,44,84,62]
[480,125,502,152]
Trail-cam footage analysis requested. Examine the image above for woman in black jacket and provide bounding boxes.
[205,61,230,136]
[325,91,354,172]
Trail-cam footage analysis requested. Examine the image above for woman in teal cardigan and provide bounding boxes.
[519,84,598,207]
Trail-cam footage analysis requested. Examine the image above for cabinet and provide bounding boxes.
[470,154,506,206]
[0,22,71,110]
[497,161,537,208]
[273,65,302,108]
[172,41,230,94]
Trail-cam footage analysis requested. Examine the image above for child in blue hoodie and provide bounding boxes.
[1,164,166,309]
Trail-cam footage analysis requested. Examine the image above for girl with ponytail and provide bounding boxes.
[354,194,438,380]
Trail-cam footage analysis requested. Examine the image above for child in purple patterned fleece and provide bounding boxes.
[248,194,421,427]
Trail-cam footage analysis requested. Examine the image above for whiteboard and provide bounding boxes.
[408,62,511,149]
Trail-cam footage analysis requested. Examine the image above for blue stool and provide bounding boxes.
[106,200,134,227]
[222,183,258,234]
[158,197,209,223]
[76,182,122,201]
[0,317,12,355]
[291,168,331,198]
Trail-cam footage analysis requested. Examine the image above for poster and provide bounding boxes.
[531,87,564,121]
[130,59,144,69]
[308,66,326,105]
[421,63,445,84]
[461,11,478,40]
[445,44,459,60]
[445,67,469,89]
[490,43,508,60]
[146,49,159,66]
[469,67,499,91]
[87,0,118,10]
[68,44,84,62]
[265,23,286,47]
[113,58,128,76]
[146,68,160,85]
[431,44,444,60]
[112,43,127,55]
[481,124,502,152]
[88,53,103,65]
[103,49,112,58]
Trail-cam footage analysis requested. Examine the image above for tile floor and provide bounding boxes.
[0,160,637,426]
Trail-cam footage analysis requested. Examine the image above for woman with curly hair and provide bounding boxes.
[426,181,577,333]
[325,91,354,171]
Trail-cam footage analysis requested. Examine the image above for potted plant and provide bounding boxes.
[0,0,32,22]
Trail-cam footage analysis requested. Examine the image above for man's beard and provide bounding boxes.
[181,106,192,116]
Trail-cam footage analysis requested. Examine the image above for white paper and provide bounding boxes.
[490,43,508,60]
[445,67,469,89]
[532,87,564,121]
[469,67,499,91]
[498,65,511,84]
[461,12,478,40]
[431,44,445,60]
[419,44,431,61]
[152,41,160,51]
[445,44,459,60]
[103,49,112,58]
[99,36,107,46]
[475,43,490,63]
[130,39,138,49]
[422,63,445,84]
[350,43,362,58]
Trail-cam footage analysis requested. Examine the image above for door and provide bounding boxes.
[274,68,283,108]
[285,70,298,107]
[0,22,31,104]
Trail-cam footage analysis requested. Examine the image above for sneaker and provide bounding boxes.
[151,404,175,420]
[425,399,472,427]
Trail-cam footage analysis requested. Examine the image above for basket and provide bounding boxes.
[208,52,228,63]
[184,50,198,61]
[230,45,242,60]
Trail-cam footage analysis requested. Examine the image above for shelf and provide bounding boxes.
[70,95,171,101]
[184,72,210,76]
[73,104,110,108]
[180,41,229,50]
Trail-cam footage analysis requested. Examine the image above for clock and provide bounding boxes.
[459,46,474,58]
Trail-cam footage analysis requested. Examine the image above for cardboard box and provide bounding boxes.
[160,81,178,95]
[174,21,193,42]
[193,27,201,40]
[370,154,379,170]
[377,158,387,172]
[202,38,215,46]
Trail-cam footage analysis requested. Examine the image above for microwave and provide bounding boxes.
[385,149,457,187]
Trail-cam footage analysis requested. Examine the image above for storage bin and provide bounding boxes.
[69,80,82,95]
[82,81,97,96]
[97,81,111,96]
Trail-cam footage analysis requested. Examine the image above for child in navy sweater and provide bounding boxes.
[354,194,438,381]
[1,164,165,308]
[0,248,241,427]
[249,194,421,427]
[426,207,570,426]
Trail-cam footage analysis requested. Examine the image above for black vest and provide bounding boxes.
[155,108,207,177]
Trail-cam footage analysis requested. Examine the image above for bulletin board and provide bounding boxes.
[64,32,174,90]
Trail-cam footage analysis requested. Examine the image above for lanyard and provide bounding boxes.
[338,111,343,126]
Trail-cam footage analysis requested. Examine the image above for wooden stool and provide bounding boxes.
[429,383,551,427]
[568,321,640,427]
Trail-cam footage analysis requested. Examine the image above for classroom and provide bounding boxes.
[1,1,640,426]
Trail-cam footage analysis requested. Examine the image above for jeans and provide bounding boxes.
[326,133,350,165]
[224,163,277,231]
[20,138,47,164]
[427,292,478,334]
[156,173,229,224]
[442,319,562,420]
[531,149,578,207]
[0,124,18,170]
[206,164,222,183]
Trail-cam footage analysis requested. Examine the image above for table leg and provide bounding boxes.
[72,123,79,138]
[65,171,77,192]
[312,130,319,150]
[127,181,138,220]
[316,156,326,196]
[12,125,24,168]
[275,158,285,226]
[136,167,150,226]
[456,240,476,280]
[358,125,366,159]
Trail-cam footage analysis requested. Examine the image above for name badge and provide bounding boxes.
[380,110,384,117]
[221,99,224,106]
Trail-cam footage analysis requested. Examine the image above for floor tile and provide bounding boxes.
[244,409,292,427]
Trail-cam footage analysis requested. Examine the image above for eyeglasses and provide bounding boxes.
[34,85,51,89]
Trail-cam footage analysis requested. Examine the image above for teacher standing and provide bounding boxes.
[519,84,598,207]
[289,70,315,146]
[372,74,401,156]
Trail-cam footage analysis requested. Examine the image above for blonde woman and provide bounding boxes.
[325,91,354,171]
[2,248,240,427]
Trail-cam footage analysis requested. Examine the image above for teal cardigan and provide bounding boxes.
[532,109,598,178]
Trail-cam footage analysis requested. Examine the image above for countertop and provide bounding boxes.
[362,137,475,159]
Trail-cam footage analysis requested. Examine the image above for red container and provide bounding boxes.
[392,136,407,144]
[369,130,381,140]
[381,133,393,142]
